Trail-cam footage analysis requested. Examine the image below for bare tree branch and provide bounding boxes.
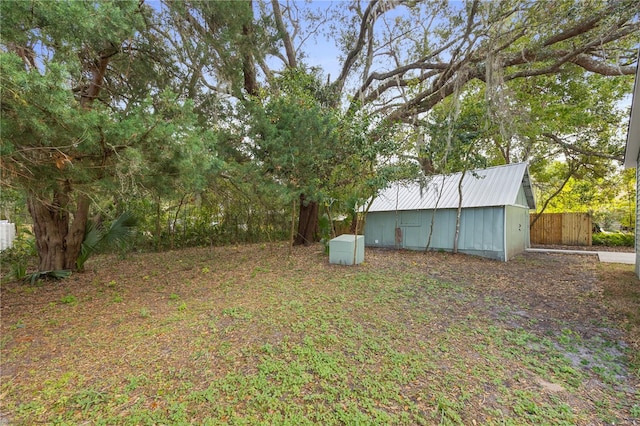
[542,133,624,162]
[331,0,379,95]
[530,162,579,228]
[272,0,297,68]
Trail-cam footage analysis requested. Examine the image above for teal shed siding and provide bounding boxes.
[365,206,512,261]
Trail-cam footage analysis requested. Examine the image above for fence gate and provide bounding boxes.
[529,213,592,246]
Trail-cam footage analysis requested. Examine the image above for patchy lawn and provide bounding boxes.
[1,244,639,425]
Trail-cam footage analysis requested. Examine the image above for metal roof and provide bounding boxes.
[368,162,536,212]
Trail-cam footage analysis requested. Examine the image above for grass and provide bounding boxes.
[597,262,640,375]
[1,243,638,425]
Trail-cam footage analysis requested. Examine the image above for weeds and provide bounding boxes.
[1,245,637,424]
[59,294,78,305]
[72,388,108,413]
[221,306,253,320]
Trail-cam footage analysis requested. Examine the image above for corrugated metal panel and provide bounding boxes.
[364,207,505,253]
[368,162,535,212]
[458,207,504,252]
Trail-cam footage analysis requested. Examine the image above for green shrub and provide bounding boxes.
[318,214,332,254]
[0,229,37,281]
[592,232,634,247]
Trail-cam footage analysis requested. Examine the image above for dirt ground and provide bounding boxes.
[532,244,635,253]
[373,246,639,354]
[1,244,639,424]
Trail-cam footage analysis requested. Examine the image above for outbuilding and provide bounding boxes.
[364,162,536,261]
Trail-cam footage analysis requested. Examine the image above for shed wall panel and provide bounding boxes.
[364,212,396,247]
[505,205,530,261]
[428,209,456,249]
[365,206,507,260]
[401,211,421,226]
[516,186,529,207]
[457,207,504,252]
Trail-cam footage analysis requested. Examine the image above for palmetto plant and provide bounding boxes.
[76,211,137,271]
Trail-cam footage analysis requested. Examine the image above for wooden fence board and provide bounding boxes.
[561,213,591,245]
[530,213,592,246]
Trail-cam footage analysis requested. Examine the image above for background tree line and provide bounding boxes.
[1,0,638,273]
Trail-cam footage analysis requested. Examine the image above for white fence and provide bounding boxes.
[0,220,16,251]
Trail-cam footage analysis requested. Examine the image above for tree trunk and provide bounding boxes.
[349,213,359,234]
[289,198,296,255]
[294,194,318,246]
[453,171,465,254]
[155,197,162,252]
[242,0,258,97]
[27,184,90,271]
[26,45,111,272]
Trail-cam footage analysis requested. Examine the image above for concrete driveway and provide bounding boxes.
[526,248,635,265]
[596,251,635,264]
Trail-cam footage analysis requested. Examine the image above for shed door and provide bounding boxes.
[399,211,422,249]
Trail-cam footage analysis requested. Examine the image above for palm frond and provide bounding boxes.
[101,211,137,248]
[76,211,137,271]
[77,220,103,271]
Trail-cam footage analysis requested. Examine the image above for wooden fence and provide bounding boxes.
[529,213,592,246]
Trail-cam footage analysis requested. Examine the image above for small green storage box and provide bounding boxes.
[329,234,364,265]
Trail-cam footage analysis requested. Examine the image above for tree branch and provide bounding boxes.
[542,133,623,162]
[271,0,297,68]
[331,0,379,95]
[530,163,580,228]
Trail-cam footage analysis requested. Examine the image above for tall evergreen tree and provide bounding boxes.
[1,1,217,271]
